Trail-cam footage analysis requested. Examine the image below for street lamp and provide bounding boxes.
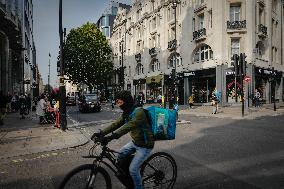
[59,0,67,131]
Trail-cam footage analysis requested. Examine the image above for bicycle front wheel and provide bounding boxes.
[58,164,112,189]
[141,152,177,189]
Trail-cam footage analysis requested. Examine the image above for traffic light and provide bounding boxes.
[231,54,239,76]
[239,53,247,75]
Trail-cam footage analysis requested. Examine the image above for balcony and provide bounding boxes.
[135,53,141,62]
[167,40,176,51]
[193,28,206,41]
[149,47,157,56]
[258,24,267,38]
[227,20,246,31]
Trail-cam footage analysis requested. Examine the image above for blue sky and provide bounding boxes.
[33,0,132,87]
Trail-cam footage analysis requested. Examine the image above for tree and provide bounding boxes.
[64,22,113,91]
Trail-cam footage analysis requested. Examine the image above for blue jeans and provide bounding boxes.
[117,141,152,189]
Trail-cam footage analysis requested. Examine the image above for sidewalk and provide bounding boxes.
[0,112,89,159]
[179,103,284,119]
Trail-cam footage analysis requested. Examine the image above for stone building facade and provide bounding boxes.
[0,0,36,96]
[110,0,284,105]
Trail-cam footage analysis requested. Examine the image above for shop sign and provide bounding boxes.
[226,71,235,75]
[184,72,195,77]
[257,68,273,75]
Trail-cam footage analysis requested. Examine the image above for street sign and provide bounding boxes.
[244,75,251,83]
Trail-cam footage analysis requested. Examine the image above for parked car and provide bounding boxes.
[78,94,101,113]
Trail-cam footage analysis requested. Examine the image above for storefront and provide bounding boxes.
[184,68,216,104]
[133,78,146,100]
[255,67,283,103]
[146,75,162,103]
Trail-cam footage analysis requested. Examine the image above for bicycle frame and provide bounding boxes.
[83,144,123,176]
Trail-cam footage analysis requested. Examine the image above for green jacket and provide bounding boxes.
[101,107,154,149]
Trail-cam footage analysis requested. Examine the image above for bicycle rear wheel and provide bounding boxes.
[58,164,111,189]
[141,152,177,189]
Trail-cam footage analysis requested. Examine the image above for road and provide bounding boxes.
[0,104,284,189]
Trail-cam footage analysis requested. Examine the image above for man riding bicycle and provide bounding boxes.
[91,90,154,189]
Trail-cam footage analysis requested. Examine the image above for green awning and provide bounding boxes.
[146,75,162,84]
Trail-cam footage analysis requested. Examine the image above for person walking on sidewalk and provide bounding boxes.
[19,94,27,119]
[25,94,32,115]
[36,94,47,124]
[211,96,218,114]
[188,95,194,109]
[0,91,8,125]
[91,90,154,189]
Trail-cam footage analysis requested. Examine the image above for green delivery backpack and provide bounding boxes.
[144,106,177,141]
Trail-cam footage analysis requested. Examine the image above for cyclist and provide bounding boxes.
[91,90,154,189]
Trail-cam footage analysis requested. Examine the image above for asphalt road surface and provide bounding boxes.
[0,104,284,189]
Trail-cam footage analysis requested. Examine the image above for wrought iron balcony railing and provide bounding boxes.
[149,47,157,56]
[135,53,141,62]
[258,24,267,37]
[193,28,206,41]
[227,20,246,30]
[167,40,176,51]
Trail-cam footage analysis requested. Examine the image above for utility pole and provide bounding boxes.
[59,0,67,130]
[48,53,51,93]
[169,0,178,109]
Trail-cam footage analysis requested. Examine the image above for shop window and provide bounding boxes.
[136,63,144,75]
[193,44,213,63]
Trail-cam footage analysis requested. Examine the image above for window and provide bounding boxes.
[103,27,110,37]
[137,9,141,21]
[193,44,213,63]
[259,6,264,25]
[209,10,212,28]
[151,59,160,72]
[129,66,131,76]
[169,26,175,41]
[198,14,204,29]
[231,38,240,56]
[152,17,156,30]
[230,5,241,21]
[151,1,155,11]
[136,63,144,75]
[137,41,142,52]
[169,54,182,67]
[151,35,156,48]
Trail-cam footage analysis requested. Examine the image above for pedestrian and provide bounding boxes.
[188,95,194,109]
[36,94,47,124]
[211,96,218,114]
[0,91,8,125]
[26,94,32,115]
[254,89,261,107]
[111,96,115,110]
[91,90,154,189]
[19,94,27,119]
[6,92,12,113]
[11,92,19,112]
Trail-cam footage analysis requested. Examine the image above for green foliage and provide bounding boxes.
[64,22,113,88]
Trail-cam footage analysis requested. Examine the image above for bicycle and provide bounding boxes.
[58,136,177,189]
